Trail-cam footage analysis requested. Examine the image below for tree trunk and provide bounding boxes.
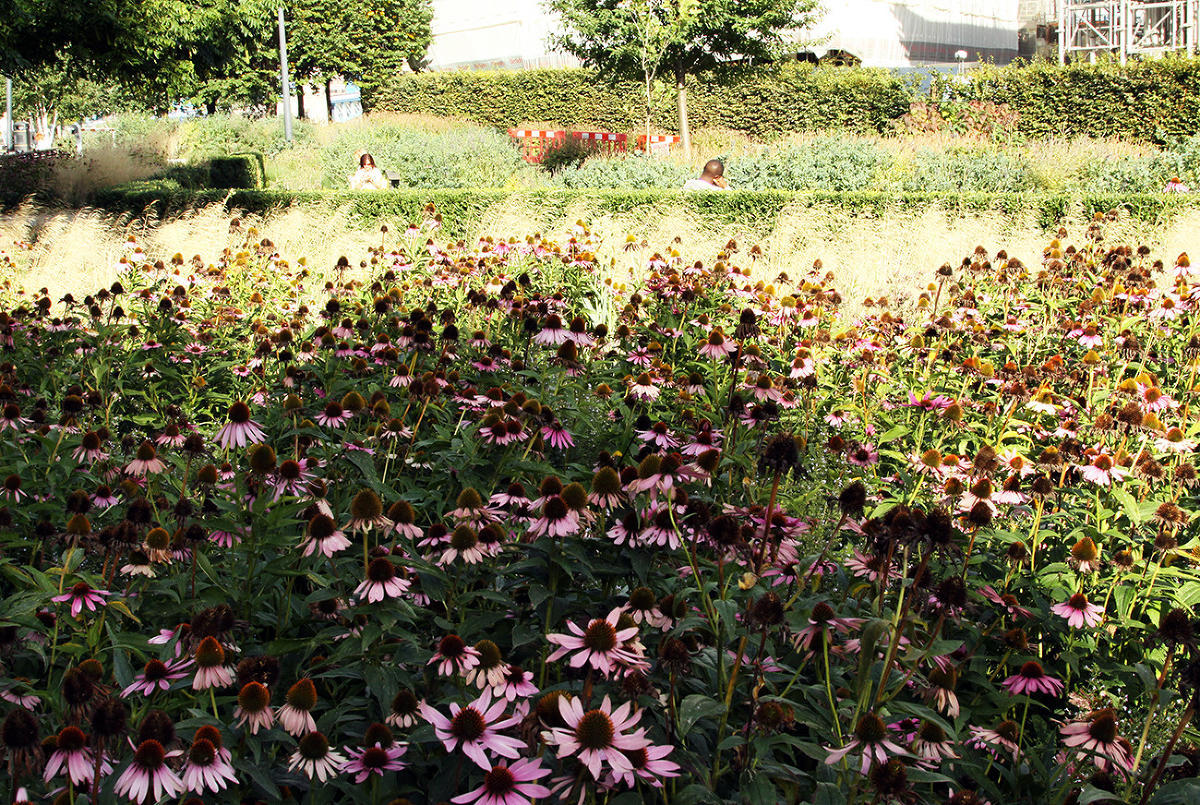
[677,79,691,156]
[204,100,217,116]
[325,78,334,123]
[296,89,306,120]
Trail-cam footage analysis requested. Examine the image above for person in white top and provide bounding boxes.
[682,159,729,191]
[349,152,388,190]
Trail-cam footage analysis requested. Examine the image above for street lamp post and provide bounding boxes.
[278,6,294,143]
[4,77,12,152]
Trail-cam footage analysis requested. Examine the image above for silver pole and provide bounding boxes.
[4,77,11,151]
[278,6,294,143]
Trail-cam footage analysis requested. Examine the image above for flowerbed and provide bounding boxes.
[0,210,1198,805]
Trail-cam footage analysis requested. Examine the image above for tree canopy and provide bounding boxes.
[547,0,821,85]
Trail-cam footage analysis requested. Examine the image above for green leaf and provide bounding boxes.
[678,693,725,735]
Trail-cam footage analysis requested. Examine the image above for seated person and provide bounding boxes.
[683,159,729,191]
[349,152,388,190]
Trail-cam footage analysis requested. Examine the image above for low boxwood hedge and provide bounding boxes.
[88,184,1200,237]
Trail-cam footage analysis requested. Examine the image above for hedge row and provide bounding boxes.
[88,185,1200,236]
[368,59,1200,142]
[367,64,912,136]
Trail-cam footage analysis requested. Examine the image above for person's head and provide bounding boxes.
[701,159,724,179]
[359,153,376,169]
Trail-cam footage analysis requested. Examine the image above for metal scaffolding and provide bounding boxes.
[1057,0,1200,62]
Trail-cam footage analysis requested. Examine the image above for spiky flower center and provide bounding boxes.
[1088,711,1118,744]
[456,487,484,510]
[438,634,466,658]
[136,441,157,461]
[475,639,502,669]
[1066,593,1089,611]
[308,515,337,540]
[57,726,87,752]
[1018,661,1045,679]
[286,678,317,710]
[143,659,168,681]
[629,586,656,611]
[350,489,383,520]
[239,682,270,712]
[484,765,516,794]
[450,707,486,742]
[188,738,216,766]
[582,619,618,652]
[134,739,165,769]
[360,746,390,769]
[917,721,947,743]
[450,526,478,551]
[195,637,225,668]
[853,713,887,744]
[543,496,569,521]
[576,710,615,750]
[297,732,329,760]
[811,601,835,624]
[995,720,1020,743]
[366,558,396,583]
[1071,538,1099,562]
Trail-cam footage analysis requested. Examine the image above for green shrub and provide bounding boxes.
[176,115,315,161]
[899,148,1034,193]
[209,153,266,189]
[317,121,539,189]
[554,155,693,189]
[725,138,890,191]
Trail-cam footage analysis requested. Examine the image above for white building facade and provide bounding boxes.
[424,0,1021,71]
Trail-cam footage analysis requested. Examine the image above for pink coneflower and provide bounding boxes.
[610,743,681,789]
[122,657,192,697]
[1061,709,1133,771]
[192,636,234,690]
[846,442,879,467]
[273,458,314,497]
[43,726,108,786]
[73,430,108,463]
[355,558,411,603]
[534,314,568,345]
[1080,453,1129,486]
[113,739,183,803]
[181,727,238,794]
[911,721,958,765]
[698,328,738,359]
[624,587,670,629]
[588,467,625,509]
[3,474,30,502]
[527,495,580,538]
[345,488,393,532]
[446,488,501,527]
[52,581,110,617]
[637,421,679,449]
[418,688,525,770]
[825,713,908,774]
[314,401,352,428]
[300,514,351,558]
[277,678,319,737]
[452,758,551,805]
[978,586,1032,619]
[628,373,660,401]
[545,695,650,780]
[546,608,644,677]
[126,440,166,475]
[1002,661,1064,696]
[429,634,481,677]
[340,738,408,782]
[93,484,120,507]
[0,402,28,431]
[235,681,274,734]
[968,720,1021,758]
[541,422,574,449]
[289,731,346,782]
[1051,593,1104,628]
[439,526,487,565]
[156,423,187,448]
[494,663,538,701]
[793,601,863,652]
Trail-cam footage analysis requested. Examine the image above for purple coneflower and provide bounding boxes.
[300,514,351,558]
[181,726,238,793]
[429,634,481,677]
[968,720,1021,758]
[123,657,192,697]
[314,401,352,428]
[125,440,166,475]
[289,731,345,782]
[1060,709,1133,772]
[527,495,580,538]
[355,557,411,603]
[277,678,319,736]
[825,712,908,774]
[52,581,110,618]
[43,726,108,786]
[1002,661,1064,696]
[72,430,108,463]
[546,608,643,677]
[386,688,423,728]
[341,725,408,782]
[541,421,574,449]
[418,687,524,770]
[544,695,649,781]
[192,637,234,690]
[698,328,737,359]
[609,743,681,789]
[452,758,551,805]
[234,681,274,734]
[494,663,538,701]
[911,721,958,765]
[344,488,392,532]
[1051,593,1104,628]
[113,739,183,803]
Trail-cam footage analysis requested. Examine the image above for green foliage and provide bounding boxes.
[176,114,315,161]
[897,147,1032,194]
[315,121,537,190]
[368,64,913,137]
[556,154,693,188]
[724,138,890,191]
[208,153,266,188]
[86,185,1200,236]
[935,56,1200,144]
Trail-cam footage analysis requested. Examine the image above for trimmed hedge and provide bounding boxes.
[370,59,1200,142]
[367,64,911,136]
[88,184,1200,236]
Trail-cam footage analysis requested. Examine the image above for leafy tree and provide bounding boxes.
[547,0,820,150]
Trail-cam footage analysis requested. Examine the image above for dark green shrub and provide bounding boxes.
[725,138,890,191]
[209,153,266,189]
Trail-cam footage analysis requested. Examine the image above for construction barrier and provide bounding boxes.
[507,129,567,164]
[571,131,627,157]
[636,134,681,155]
